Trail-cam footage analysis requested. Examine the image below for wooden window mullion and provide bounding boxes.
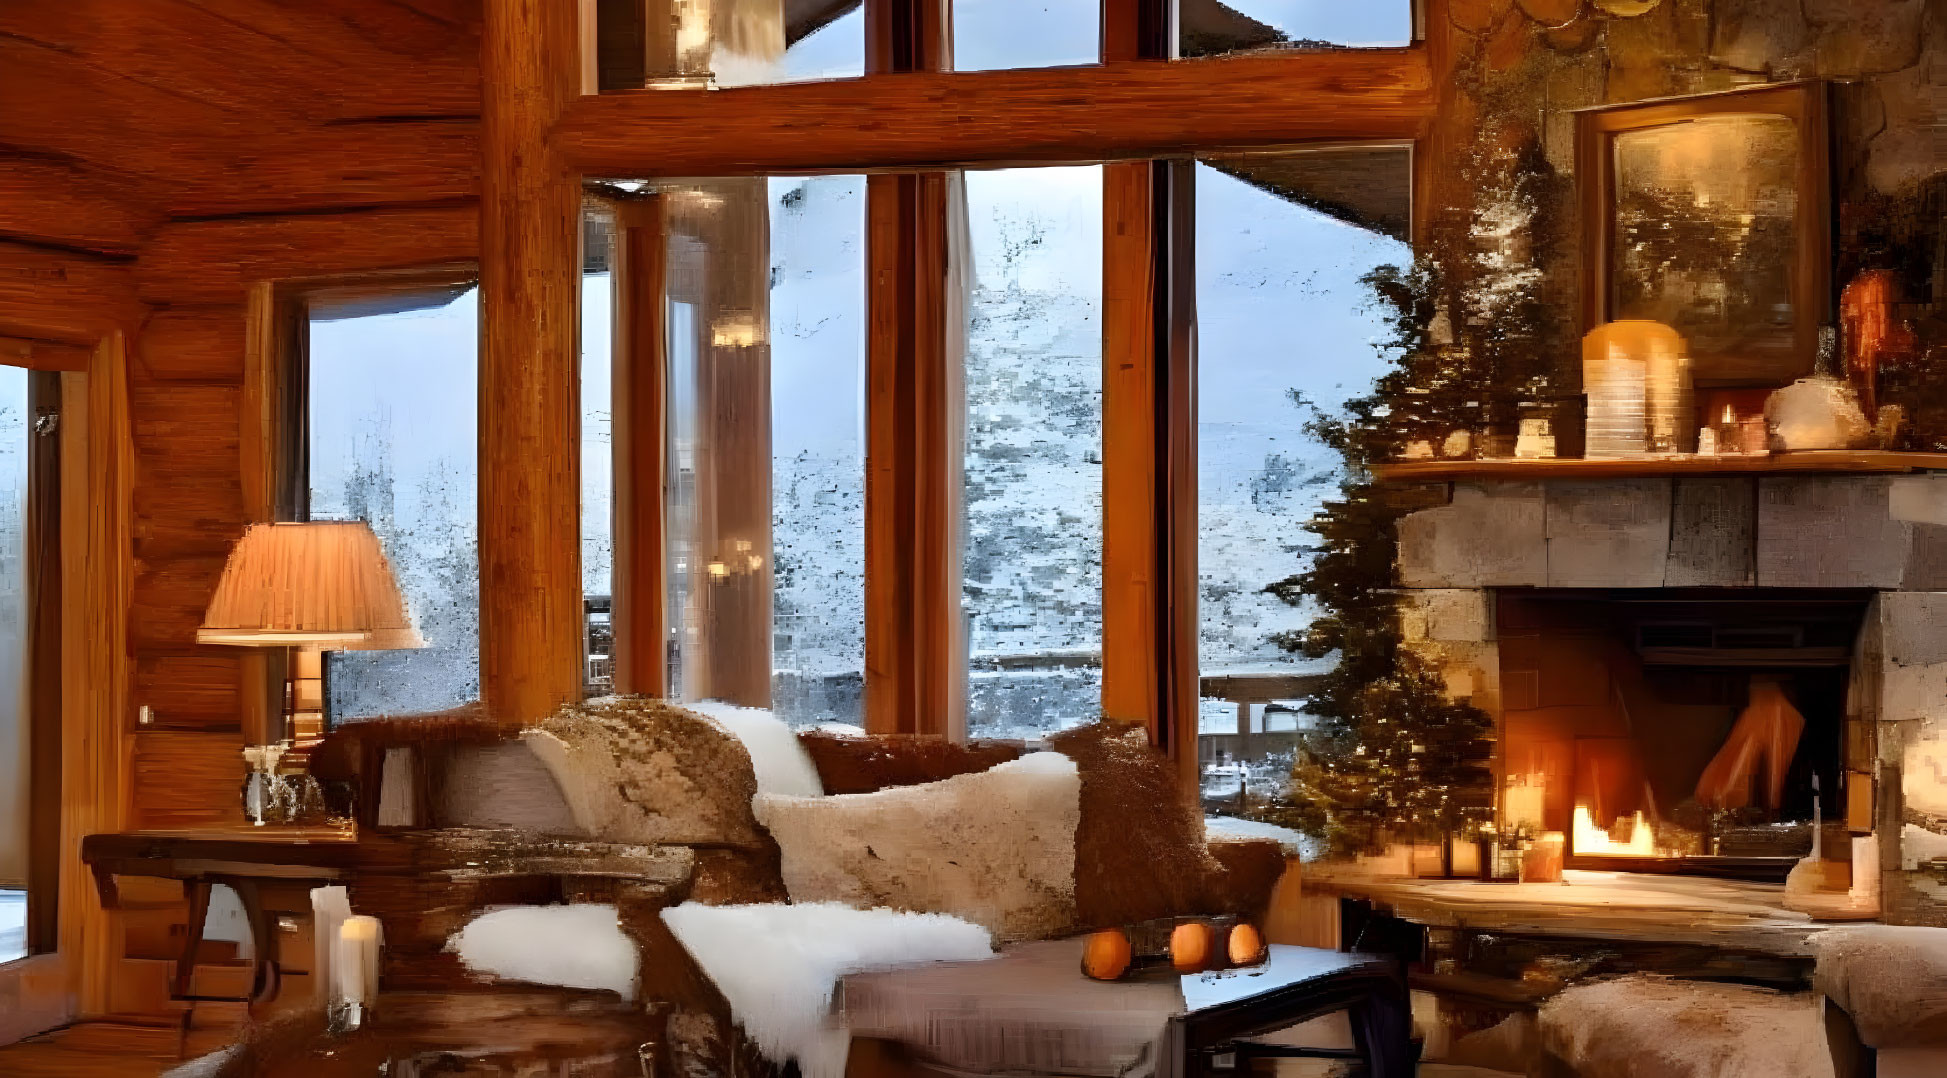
[609,194,669,698]
[1102,0,1198,786]
[863,0,964,737]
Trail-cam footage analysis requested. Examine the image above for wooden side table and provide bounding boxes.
[82,829,356,1009]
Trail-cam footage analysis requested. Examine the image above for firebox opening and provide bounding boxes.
[1495,589,1869,881]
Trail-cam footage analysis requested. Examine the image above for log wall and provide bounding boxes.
[0,0,484,1019]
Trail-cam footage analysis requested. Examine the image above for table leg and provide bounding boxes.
[174,880,212,1000]
[1349,976,1415,1078]
[222,877,281,1007]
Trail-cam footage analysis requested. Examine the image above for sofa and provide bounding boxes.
[289,696,1292,1077]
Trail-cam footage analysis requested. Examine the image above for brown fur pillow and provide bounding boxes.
[795,731,1024,794]
[1043,721,1229,931]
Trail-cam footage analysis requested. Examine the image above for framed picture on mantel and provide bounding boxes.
[1576,81,1831,389]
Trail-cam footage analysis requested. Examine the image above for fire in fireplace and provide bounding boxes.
[1495,590,1867,880]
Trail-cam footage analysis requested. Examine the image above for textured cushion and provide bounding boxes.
[754,752,1081,940]
[1044,722,1229,930]
[796,730,1024,795]
[1537,974,1830,1078]
[1812,924,1947,1048]
[523,697,771,850]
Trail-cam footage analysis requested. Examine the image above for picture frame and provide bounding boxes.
[1576,81,1831,389]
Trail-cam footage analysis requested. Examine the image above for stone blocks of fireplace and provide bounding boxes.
[1393,472,1947,925]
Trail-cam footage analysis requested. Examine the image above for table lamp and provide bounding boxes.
[199,521,421,753]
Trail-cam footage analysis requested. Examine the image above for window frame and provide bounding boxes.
[498,0,1432,786]
[250,266,482,738]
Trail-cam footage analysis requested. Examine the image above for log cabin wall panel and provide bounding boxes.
[0,36,228,182]
[130,383,247,563]
[0,243,143,344]
[129,730,248,830]
[0,159,157,257]
[132,654,244,732]
[165,121,483,219]
[137,205,482,306]
[0,0,478,127]
[133,307,249,384]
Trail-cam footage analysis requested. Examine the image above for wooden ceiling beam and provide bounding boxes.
[554,47,1433,177]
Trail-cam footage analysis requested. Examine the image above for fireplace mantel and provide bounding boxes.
[1373,451,1947,484]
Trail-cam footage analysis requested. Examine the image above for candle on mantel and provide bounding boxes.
[1504,780,1547,831]
[334,915,381,1021]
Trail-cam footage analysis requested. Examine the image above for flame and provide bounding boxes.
[1572,804,1660,857]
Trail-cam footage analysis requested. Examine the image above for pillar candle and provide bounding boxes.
[335,915,382,1010]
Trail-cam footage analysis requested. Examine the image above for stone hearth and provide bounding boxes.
[1394,472,1947,926]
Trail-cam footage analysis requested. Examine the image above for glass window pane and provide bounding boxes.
[1194,147,1411,810]
[0,367,26,963]
[584,214,616,697]
[954,0,1097,71]
[633,0,864,88]
[663,176,866,728]
[310,291,481,720]
[964,166,1104,739]
[1182,1,1412,56]
[771,176,867,728]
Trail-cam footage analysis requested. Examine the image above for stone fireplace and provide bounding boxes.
[1391,469,1947,925]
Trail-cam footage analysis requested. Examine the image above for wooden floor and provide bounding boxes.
[0,1020,239,1077]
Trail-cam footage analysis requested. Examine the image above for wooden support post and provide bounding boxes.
[480,0,585,724]
[62,344,133,1017]
[862,0,962,738]
[1102,0,1199,792]
[610,196,668,698]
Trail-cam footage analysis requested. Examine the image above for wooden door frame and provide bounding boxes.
[0,326,133,1043]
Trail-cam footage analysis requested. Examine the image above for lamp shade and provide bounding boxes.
[198,521,422,650]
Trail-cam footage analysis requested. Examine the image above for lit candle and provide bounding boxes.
[335,915,381,1014]
[1504,781,1547,830]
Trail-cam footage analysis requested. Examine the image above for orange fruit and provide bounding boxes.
[1170,922,1214,973]
[1080,928,1132,981]
[1227,922,1265,966]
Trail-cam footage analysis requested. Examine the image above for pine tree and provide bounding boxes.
[1256,136,1568,856]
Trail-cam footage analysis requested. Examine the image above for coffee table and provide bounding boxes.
[843,938,1413,1078]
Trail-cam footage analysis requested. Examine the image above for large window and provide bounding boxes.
[963,166,1104,739]
[309,289,481,720]
[553,0,1435,769]
[0,365,28,963]
[621,0,864,88]
[954,0,1098,70]
[0,364,55,965]
[584,213,617,696]
[1193,147,1411,808]
[1182,2,1414,56]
